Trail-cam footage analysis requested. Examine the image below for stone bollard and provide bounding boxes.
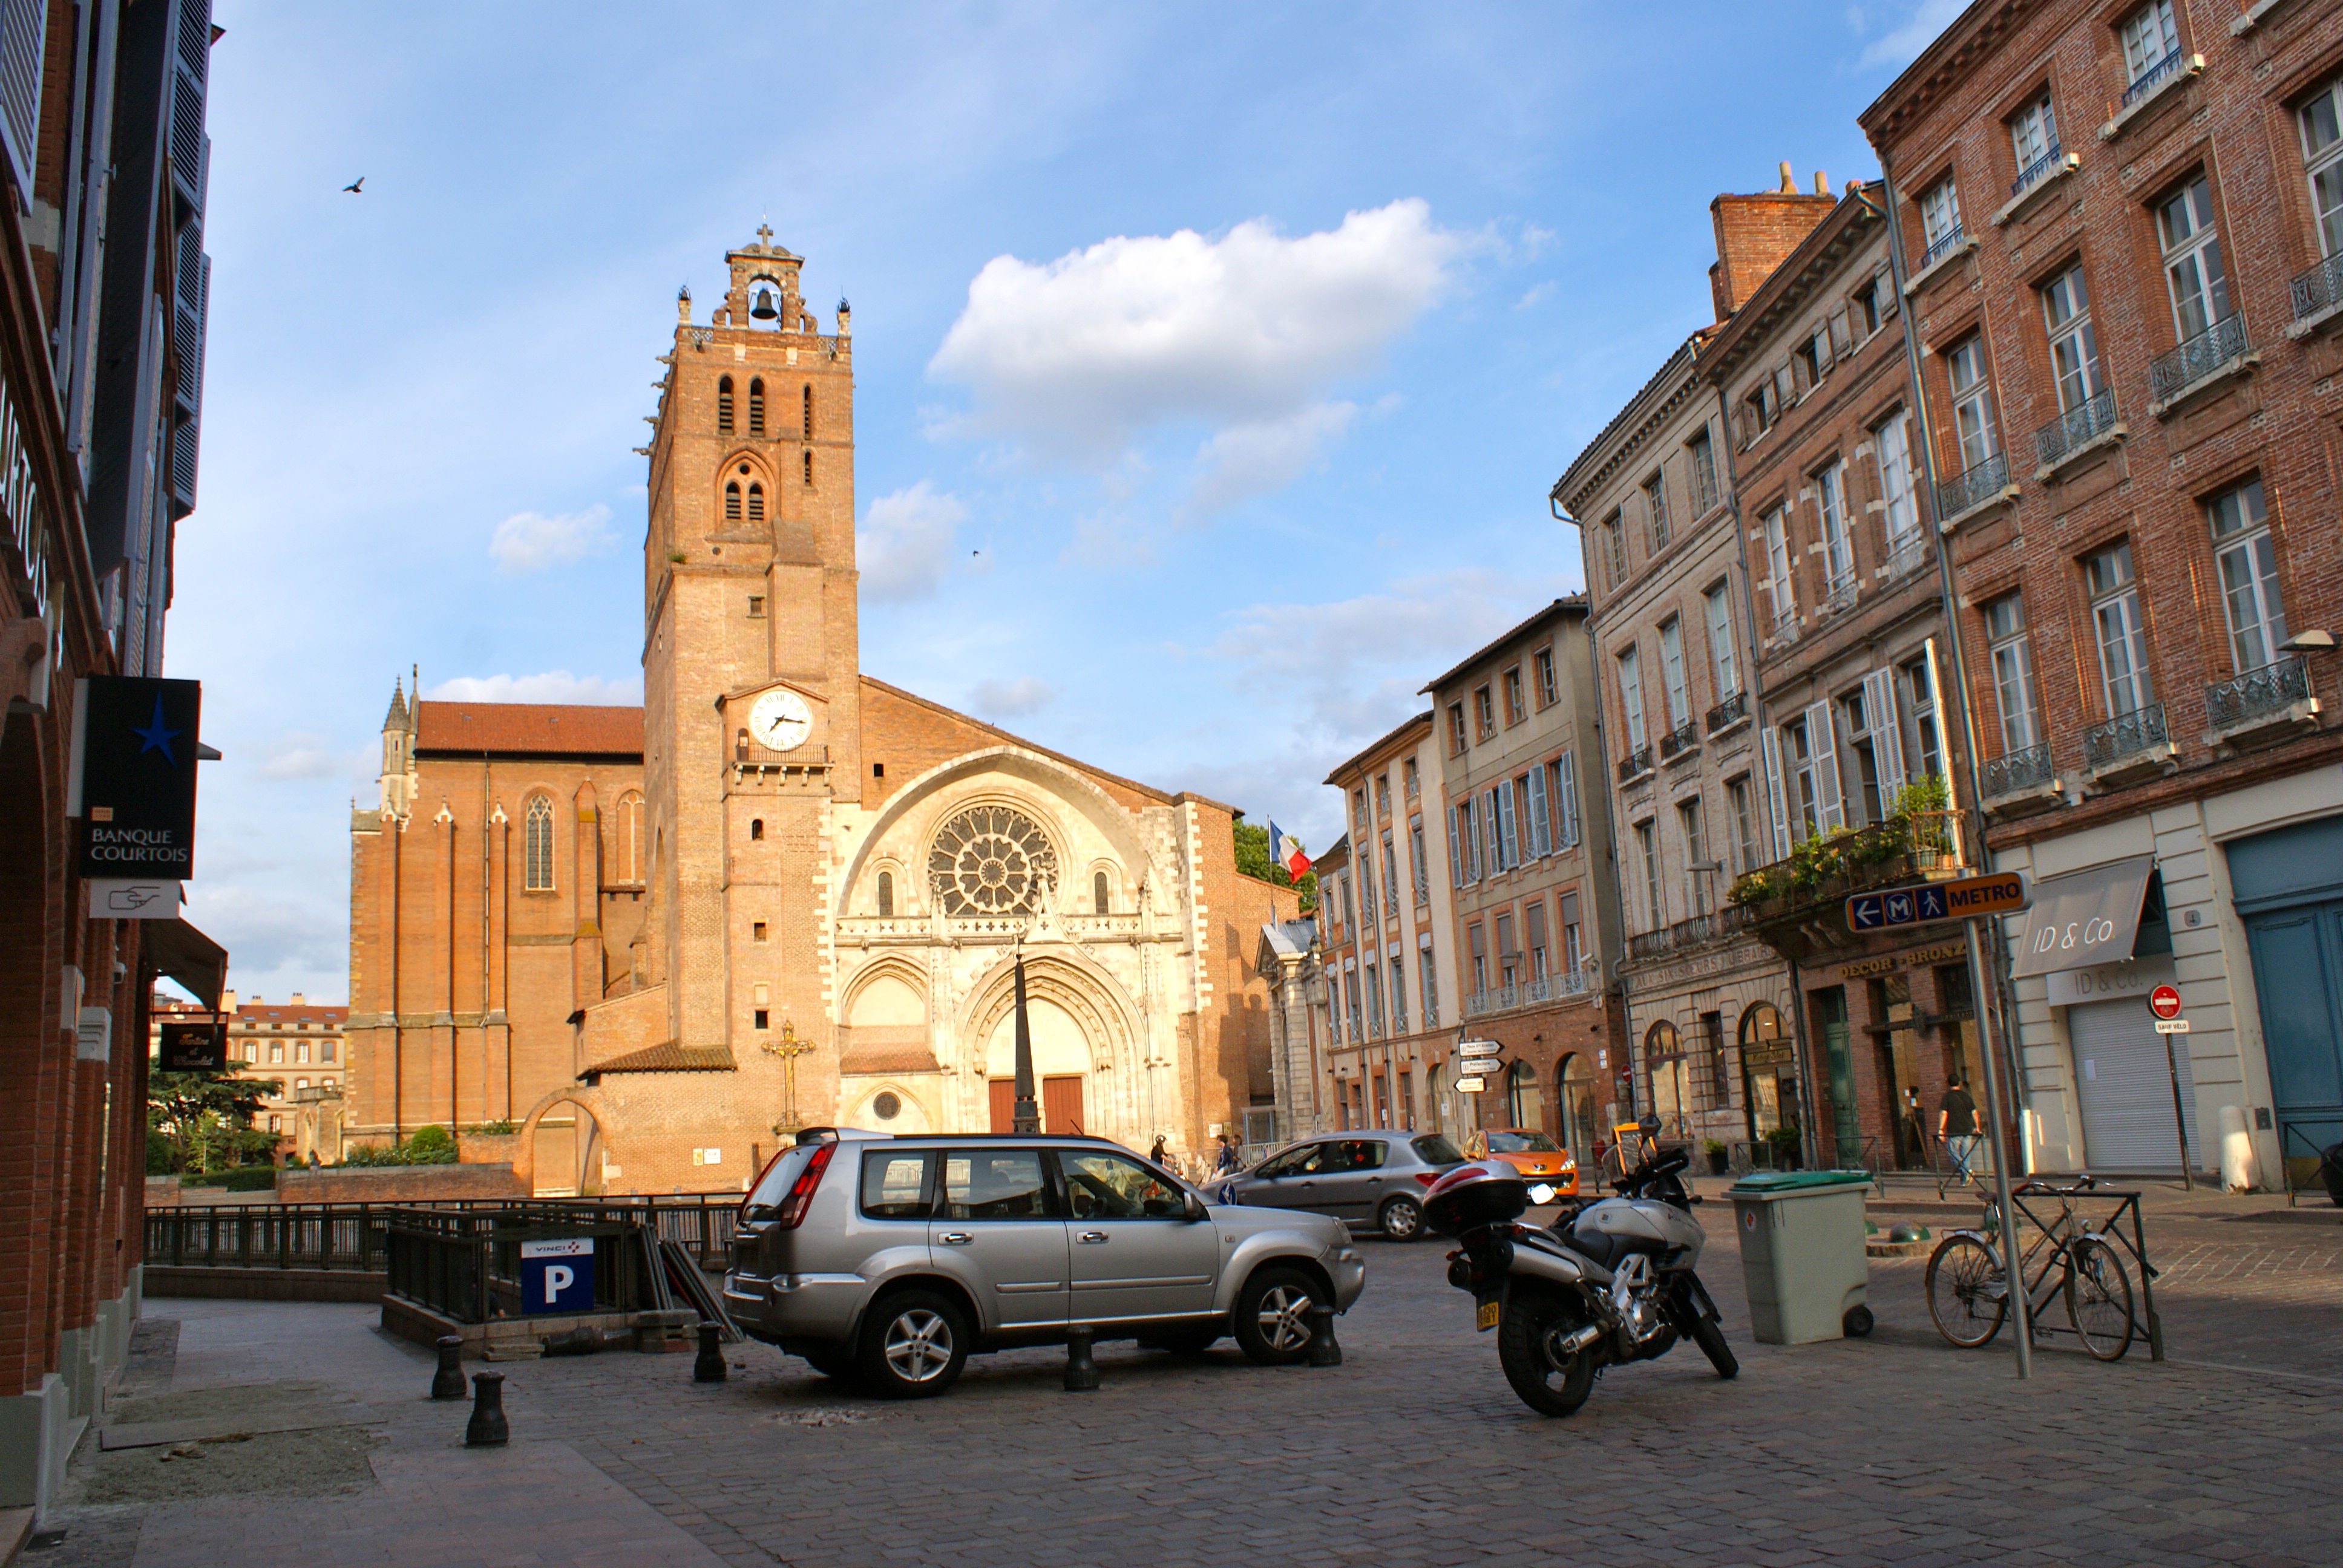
[431,1335,467,1400]
[1305,1304,1343,1368]
[693,1322,727,1383]
[1063,1324,1099,1392]
[465,1372,510,1446]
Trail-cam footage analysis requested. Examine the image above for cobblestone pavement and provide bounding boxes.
[31,1201,2343,1568]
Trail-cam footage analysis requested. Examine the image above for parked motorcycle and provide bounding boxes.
[1427,1147,1738,1416]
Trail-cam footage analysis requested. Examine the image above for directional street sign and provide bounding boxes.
[1846,872,2029,934]
[1455,1074,1487,1094]
[2148,984,2183,1021]
[1457,1037,1501,1059]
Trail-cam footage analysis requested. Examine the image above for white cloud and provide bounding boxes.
[1858,0,1964,68]
[858,482,969,601]
[968,677,1056,719]
[260,735,374,782]
[425,670,643,705]
[928,199,1460,505]
[488,503,615,573]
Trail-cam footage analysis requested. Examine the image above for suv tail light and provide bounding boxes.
[773,1140,838,1229]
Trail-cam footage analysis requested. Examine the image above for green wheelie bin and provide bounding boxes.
[1726,1170,1875,1344]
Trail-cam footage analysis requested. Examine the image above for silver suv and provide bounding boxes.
[723,1129,1368,1397]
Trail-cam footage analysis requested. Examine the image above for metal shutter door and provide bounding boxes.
[2069,998,2198,1174]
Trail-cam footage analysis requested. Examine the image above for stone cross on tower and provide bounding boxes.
[755,223,774,248]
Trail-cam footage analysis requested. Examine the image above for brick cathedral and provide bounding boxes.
[345,232,1300,1194]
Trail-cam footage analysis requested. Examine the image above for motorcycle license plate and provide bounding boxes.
[1476,1299,1501,1331]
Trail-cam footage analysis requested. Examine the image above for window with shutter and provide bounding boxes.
[1483,787,1506,873]
[1447,808,1464,887]
[1,0,50,192]
[1804,701,1846,831]
[1495,783,1518,869]
[1862,668,1907,799]
[1759,728,1792,860]
[1555,752,1580,848]
[1525,768,1550,858]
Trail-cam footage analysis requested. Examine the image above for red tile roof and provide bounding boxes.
[581,1042,735,1077]
[415,701,643,758]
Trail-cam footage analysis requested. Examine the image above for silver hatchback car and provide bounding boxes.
[723,1129,1368,1397]
[1207,1130,1467,1241]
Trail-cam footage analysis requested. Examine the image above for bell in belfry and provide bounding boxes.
[749,286,779,321]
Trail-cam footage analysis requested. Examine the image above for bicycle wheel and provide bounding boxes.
[1925,1233,2007,1348]
[2064,1238,2134,1362]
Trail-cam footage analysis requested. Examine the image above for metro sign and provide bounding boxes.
[1846,872,2028,933]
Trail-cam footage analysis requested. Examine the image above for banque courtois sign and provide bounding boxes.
[74,676,202,880]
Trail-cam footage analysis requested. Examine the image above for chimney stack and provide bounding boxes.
[1709,165,1843,320]
[1778,161,1795,193]
[1814,170,1829,195]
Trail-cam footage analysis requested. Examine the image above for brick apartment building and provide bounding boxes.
[1703,178,1990,1175]
[1314,713,1472,1142]
[1,0,223,1523]
[1418,598,1626,1161]
[150,993,350,1163]
[349,232,1299,1195]
[1555,174,1827,1169]
[1864,0,2343,1184]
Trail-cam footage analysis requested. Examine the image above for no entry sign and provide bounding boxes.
[2148,985,2183,1021]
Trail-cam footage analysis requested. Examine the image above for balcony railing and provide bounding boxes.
[2206,655,2312,731]
[1706,690,1749,734]
[1627,906,1748,964]
[2150,313,2250,403]
[2122,47,2185,107]
[1935,451,2009,521]
[2290,252,2343,324]
[1919,223,1969,272]
[1886,528,1930,579]
[1823,572,1860,613]
[1618,745,1653,782]
[1658,720,1699,760]
[1982,743,2055,798]
[2083,702,2168,770]
[2010,142,2064,198]
[2034,387,2119,470]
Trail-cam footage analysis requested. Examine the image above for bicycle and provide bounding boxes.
[1924,1175,2136,1361]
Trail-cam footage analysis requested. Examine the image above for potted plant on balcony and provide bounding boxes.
[1764,1124,1803,1170]
[1702,1138,1729,1176]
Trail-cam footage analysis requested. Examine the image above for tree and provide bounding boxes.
[147,1071,274,1174]
[1233,818,1319,913]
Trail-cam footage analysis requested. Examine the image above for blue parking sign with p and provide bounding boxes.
[520,1238,594,1314]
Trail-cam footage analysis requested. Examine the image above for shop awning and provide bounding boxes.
[143,917,227,1009]
[2010,856,2154,979]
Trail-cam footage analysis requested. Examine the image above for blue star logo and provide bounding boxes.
[131,693,181,765]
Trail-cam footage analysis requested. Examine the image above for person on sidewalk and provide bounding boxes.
[1213,1132,1242,1174]
[1148,1135,1175,1173]
[1938,1076,1981,1185]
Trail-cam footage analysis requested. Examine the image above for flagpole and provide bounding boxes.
[1012,935,1040,1134]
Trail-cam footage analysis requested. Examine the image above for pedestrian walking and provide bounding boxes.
[1213,1131,1242,1174]
[1938,1076,1981,1186]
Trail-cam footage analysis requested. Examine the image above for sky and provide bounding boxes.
[169,0,1964,1003]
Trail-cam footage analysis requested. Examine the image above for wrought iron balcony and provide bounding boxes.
[2034,387,2120,472]
[1521,978,1549,1004]
[2149,313,2250,404]
[2122,48,2184,107]
[1627,906,1748,964]
[1658,720,1700,761]
[1618,745,1653,783]
[2010,143,2065,198]
[1919,224,1970,272]
[2206,655,2314,734]
[1886,529,1930,579]
[1981,743,2055,799]
[1823,572,1860,613]
[1935,451,2010,522]
[2083,702,2169,771]
[2290,252,2343,327]
[1706,690,1749,734]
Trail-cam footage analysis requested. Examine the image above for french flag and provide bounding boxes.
[1270,820,1310,879]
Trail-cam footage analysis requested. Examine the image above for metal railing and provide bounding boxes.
[1824,573,1860,613]
[2010,142,2065,198]
[2122,47,2185,107]
[1906,809,1970,876]
[1982,742,2054,799]
[2205,655,2311,731]
[1935,451,2009,520]
[1617,745,1652,782]
[2083,702,2169,770]
[1628,906,1748,963]
[2290,252,2343,324]
[1919,223,1969,271]
[385,1207,661,1325]
[146,1194,747,1275]
[2150,312,2250,402]
[1886,529,1930,579]
[2034,386,2119,469]
[1658,720,1699,760]
[1706,690,1748,734]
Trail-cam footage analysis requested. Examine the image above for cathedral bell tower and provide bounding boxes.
[638,229,858,1065]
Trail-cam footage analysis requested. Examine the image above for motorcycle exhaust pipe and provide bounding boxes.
[1556,1322,1604,1356]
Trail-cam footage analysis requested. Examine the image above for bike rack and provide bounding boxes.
[1982,1180,2164,1362]
[2276,1117,2339,1209]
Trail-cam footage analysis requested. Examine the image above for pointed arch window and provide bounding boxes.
[748,377,765,434]
[717,375,735,433]
[615,791,643,883]
[877,870,894,918]
[747,483,764,522]
[802,384,813,438]
[523,796,555,891]
[1093,870,1110,915]
[725,482,742,521]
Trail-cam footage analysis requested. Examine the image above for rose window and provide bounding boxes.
[929,806,1058,916]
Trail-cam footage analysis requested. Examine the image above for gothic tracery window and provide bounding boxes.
[725,481,742,521]
[928,806,1058,916]
[747,482,764,521]
[523,795,555,891]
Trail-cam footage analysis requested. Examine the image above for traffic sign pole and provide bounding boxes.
[1963,913,2030,1380]
[2149,988,2194,1191]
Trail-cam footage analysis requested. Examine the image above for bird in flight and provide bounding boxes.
[342,176,364,194]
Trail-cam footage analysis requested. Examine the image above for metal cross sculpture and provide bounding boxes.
[762,1019,816,1133]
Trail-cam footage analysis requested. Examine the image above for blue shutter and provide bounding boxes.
[1525,768,1550,857]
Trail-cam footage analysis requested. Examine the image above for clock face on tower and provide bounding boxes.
[748,688,812,752]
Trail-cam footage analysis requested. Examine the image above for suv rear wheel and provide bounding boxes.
[1233,1266,1325,1365]
[856,1290,969,1398]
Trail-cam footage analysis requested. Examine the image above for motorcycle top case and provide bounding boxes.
[1424,1160,1530,1234]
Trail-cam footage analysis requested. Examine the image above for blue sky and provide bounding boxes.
[172,0,1960,1002]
